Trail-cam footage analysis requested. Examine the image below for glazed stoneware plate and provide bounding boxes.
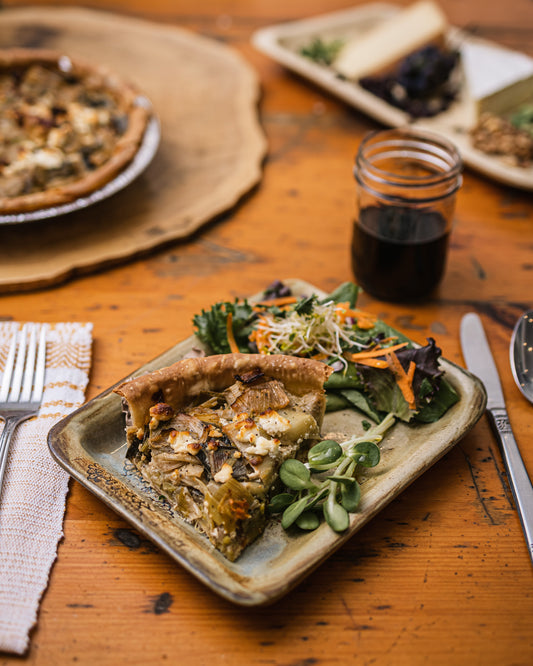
[48,279,487,606]
[252,2,533,191]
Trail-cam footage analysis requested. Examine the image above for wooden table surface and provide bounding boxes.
[1,0,532,664]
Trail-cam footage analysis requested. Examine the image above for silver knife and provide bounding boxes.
[460,312,533,564]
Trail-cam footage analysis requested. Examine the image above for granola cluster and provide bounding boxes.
[470,112,533,167]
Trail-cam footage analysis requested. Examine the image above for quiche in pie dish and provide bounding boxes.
[114,354,332,561]
[0,48,151,214]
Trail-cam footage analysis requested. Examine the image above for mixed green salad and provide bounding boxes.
[192,280,459,534]
[193,280,459,425]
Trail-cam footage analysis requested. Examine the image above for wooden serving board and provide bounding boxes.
[0,7,267,292]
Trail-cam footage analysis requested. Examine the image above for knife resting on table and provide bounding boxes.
[460,313,533,565]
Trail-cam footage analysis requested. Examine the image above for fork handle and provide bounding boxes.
[0,415,32,497]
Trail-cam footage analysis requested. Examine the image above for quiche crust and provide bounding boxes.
[115,354,332,560]
[0,48,151,214]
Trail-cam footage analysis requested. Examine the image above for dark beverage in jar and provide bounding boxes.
[352,204,450,301]
[352,129,462,302]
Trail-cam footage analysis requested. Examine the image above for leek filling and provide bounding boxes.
[125,372,320,561]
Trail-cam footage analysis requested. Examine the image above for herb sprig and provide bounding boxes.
[300,37,345,66]
[270,413,395,533]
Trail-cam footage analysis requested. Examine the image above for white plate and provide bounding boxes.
[0,97,160,225]
[252,3,533,191]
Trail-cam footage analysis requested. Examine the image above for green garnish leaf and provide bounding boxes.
[340,479,361,513]
[414,377,459,422]
[192,299,255,354]
[339,388,382,423]
[300,37,345,66]
[325,363,364,390]
[308,439,343,468]
[325,391,352,412]
[350,441,381,467]
[295,511,321,531]
[294,295,317,315]
[511,103,533,136]
[279,459,314,491]
[321,281,359,308]
[281,496,310,529]
[323,492,350,532]
[273,414,395,535]
[269,493,295,514]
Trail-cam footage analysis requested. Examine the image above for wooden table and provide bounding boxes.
[1,0,532,664]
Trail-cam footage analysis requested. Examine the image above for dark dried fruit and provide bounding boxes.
[359,45,460,118]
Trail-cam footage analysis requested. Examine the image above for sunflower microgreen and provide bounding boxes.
[269,412,395,534]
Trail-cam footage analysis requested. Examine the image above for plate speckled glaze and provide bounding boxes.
[48,279,487,606]
[252,3,533,191]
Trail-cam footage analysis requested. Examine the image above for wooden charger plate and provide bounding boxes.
[48,279,487,606]
[0,7,266,292]
[252,2,533,191]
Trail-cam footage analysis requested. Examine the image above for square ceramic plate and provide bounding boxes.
[252,2,533,191]
[48,279,487,606]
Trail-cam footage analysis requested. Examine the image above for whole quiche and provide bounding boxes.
[0,48,152,214]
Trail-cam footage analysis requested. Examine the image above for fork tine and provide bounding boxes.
[31,325,47,403]
[9,323,29,403]
[20,324,37,403]
[0,324,18,403]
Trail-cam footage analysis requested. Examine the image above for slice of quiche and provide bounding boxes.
[114,354,332,561]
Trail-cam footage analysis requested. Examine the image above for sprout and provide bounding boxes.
[269,413,395,533]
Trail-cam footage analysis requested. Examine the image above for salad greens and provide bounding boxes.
[192,280,459,425]
[269,414,395,533]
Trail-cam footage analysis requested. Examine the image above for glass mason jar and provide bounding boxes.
[351,128,463,302]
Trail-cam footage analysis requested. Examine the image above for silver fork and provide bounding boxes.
[0,323,47,496]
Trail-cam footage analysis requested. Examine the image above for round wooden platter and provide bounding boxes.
[0,7,267,292]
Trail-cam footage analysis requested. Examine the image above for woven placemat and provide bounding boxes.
[0,7,266,292]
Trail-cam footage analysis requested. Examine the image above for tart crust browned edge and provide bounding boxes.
[115,354,333,560]
[0,48,151,214]
[114,353,333,432]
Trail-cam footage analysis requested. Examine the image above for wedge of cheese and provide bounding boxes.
[461,41,533,118]
[333,0,448,80]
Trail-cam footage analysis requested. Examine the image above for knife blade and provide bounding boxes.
[460,312,533,564]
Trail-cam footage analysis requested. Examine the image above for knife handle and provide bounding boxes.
[487,407,533,564]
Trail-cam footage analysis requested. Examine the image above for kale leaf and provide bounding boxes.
[193,300,255,354]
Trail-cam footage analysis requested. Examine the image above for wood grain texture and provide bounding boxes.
[1,0,533,664]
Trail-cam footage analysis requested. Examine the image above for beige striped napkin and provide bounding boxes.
[0,322,93,655]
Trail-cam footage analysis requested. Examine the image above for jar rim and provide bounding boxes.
[354,127,463,201]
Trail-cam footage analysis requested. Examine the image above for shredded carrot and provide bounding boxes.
[353,358,389,369]
[334,302,358,320]
[226,312,240,353]
[356,317,377,330]
[407,360,416,384]
[345,342,408,362]
[248,314,271,353]
[311,352,328,361]
[255,296,298,308]
[386,352,416,409]
[334,302,377,330]
[379,336,399,345]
